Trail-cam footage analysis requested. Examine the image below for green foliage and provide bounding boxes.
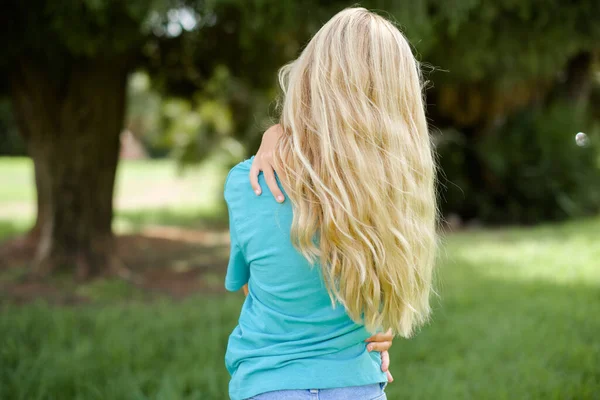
[126,67,250,163]
[434,128,474,218]
[161,66,241,165]
[438,103,600,224]
[2,0,600,224]
[2,217,600,399]
[402,0,600,84]
[46,0,149,56]
[479,103,600,223]
[126,73,166,158]
[1,0,154,69]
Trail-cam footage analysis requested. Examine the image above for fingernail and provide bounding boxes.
[276,196,284,202]
[255,189,261,195]
[367,344,373,351]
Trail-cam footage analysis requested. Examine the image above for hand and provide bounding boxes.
[250,124,285,203]
[366,329,394,383]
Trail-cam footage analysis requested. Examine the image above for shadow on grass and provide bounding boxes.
[0,230,231,304]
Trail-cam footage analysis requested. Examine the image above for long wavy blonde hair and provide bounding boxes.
[274,7,437,338]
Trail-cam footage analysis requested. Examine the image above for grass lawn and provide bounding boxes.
[1,157,599,399]
[1,217,599,399]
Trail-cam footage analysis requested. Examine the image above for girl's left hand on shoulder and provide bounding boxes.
[250,124,285,203]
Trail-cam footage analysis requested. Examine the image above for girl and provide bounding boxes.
[225,7,437,400]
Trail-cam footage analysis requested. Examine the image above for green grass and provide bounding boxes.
[2,218,599,399]
[0,157,35,204]
[0,219,30,240]
[0,296,243,400]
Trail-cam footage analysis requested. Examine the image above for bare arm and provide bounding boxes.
[249,124,285,202]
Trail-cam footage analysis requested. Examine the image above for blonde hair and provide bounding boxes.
[274,7,437,338]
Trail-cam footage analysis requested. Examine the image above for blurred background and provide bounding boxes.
[0,1,599,399]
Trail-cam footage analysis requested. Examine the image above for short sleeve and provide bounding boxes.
[224,190,249,292]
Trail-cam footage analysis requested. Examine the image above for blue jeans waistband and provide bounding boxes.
[246,383,387,400]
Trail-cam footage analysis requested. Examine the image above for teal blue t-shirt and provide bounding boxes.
[224,158,387,400]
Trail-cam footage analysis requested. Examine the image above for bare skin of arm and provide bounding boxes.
[246,127,395,382]
[249,124,286,202]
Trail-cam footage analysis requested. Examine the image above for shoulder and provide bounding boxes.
[224,156,287,213]
[224,157,254,205]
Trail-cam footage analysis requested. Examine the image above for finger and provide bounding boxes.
[380,350,390,372]
[386,370,394,383]
[365,329,393,342]
[366,341,392,352]
[249,164,262,195]
[365,329,393,343]
[263,166,284,203]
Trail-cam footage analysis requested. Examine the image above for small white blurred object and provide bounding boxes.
[575,132,589,147]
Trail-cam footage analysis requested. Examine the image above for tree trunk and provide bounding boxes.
[11,154,51,245]
[30,156,49,240]
[8,86,48,244]
[10,57,129,279]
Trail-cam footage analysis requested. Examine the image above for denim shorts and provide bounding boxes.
[246,383,387,400]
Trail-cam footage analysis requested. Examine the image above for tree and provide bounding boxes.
[419,0,600,222]
[156,0,600,223]
[1,1,148,277]
[1,0,599,279]
[0,0,323,278]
